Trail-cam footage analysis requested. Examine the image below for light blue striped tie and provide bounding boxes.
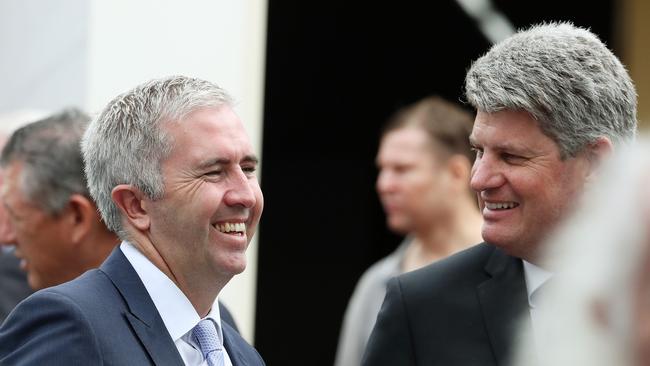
[192,319,225,366]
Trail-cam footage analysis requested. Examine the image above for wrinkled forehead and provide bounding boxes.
[0,161,28,203]
[164,106,255,161]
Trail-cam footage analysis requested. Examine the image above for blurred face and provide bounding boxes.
[376,127,452,234]
[0,137,12,245]
[633,217,650,366]
[1,162,77,289]
[469,110,590,261]
[0,169,15,245]
[144,106,263,283]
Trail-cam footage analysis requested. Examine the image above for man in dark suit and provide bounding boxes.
[0,76,264,365]
[362,22,638,366]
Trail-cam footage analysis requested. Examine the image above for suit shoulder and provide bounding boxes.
[0,282,103,364]
[398,243,495,290]
[40,268,117,306]
[223,323,266,365]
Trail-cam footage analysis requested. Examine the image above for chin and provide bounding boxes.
[219,255,247,275]
[482,230,516,252]
[28,276,45,291]
[387,219,410,234]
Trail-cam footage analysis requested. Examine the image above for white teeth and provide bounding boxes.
[486,202,517,210]
[216,222,246,234]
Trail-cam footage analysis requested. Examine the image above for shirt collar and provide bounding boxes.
[120,241,223,341]
[522,260,553,309]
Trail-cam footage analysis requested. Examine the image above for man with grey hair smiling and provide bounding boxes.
[363,22,637,366]
[0,76,265,365]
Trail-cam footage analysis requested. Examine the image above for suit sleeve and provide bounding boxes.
[0,290,102,366]
[362,277,416,366]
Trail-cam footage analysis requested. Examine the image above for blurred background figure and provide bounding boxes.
[0,110,47,323]
[334,96,483,366]
[511,138,650,366]
[0,108,118,291]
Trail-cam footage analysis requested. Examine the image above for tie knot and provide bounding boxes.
[192,319,223,356]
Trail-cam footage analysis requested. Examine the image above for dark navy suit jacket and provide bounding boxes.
[0,248,265,366]
[362,243,532,366]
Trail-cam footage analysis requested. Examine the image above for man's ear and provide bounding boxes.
[111,184,150,231]
[584,136,614,182]
[66,194,96,244]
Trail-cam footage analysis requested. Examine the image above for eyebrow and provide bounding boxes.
[469,137,535,154]
[197,155,259,170]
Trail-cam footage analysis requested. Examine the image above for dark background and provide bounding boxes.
[255,1,615,364]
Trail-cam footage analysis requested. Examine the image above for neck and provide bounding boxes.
[127,231,228,317]
[402,197,483,272]
[78,228,120,271]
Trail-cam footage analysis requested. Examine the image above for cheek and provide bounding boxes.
[412,174,443,200]
[253,189,264,219]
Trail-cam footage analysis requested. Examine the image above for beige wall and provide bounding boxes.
[617,0,650,129]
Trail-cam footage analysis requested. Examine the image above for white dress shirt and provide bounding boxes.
[121,241,233,366]
[523,259,553,351]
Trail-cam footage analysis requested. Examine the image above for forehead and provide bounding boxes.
[378,127,439,163]
[470,110,558,152]
[1,162,23,196]
[166,106,253,159]
[1,162,37,209]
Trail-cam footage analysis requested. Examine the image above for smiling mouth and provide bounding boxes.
[485,202,519,210]
[214,222,246,236]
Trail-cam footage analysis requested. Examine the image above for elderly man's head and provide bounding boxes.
[0,109,116,290]
[464,22,637,262]
[81,76,263,302]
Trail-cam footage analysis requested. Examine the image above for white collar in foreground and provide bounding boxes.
[120,241,223,342]
[522,260,553,309]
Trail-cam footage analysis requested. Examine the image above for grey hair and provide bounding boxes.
[0,108,90,215]
[81,75,233,239]
[465,22,637,158]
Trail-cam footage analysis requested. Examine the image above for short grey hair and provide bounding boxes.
[0,108,90,215]
[81,75,233,239]
[465,22,637,158]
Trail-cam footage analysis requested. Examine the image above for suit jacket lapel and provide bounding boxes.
[100,248,185,366]
[477,247,531,366]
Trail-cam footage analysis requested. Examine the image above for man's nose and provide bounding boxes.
[224,170,257,208]
[470,155,505,193]
[376,170,395,194]
[0,209,17,246]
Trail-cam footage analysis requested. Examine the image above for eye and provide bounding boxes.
[501,153,524,163]
[242,164,257,177]
[205,170,223,177]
